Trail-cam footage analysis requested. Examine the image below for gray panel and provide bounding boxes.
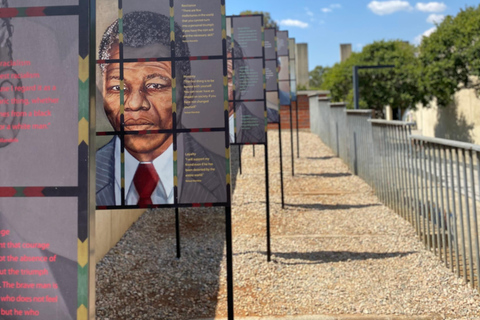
[265,60,277,92]
[233,16,263,58]
[234,58,263,100]
[179,59,225,129]
[174,0,223,57]
[0,197,78,320]
[0,16,78,187]
[264,29,276,60]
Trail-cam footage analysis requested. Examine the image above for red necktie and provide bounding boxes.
[133,163,159,207]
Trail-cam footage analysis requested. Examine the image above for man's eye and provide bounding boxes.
[145,83,167,90]
[108,85,126,92]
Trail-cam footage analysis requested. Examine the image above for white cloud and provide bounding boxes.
[305,7,314,17]
[322,4,342,13]
[415,2,446,12]
[426,13,445,24]
[368,1,413,15]
[278,19,309,28]
[414,26,436,44]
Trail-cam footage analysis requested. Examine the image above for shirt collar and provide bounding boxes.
[115,137,174,197]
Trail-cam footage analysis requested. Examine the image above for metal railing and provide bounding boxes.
[312,103,480,290]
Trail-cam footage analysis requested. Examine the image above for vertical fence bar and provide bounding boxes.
[444,147,454,271]
[392,126,400,215]
[462,149,474,287]
[468,149,480,289]
[431,144,439,256]
[449,147,460,276]
[421,140,429,248]
[427,142,435,252]
[475,152,480,289]
[438,145,447,265]
[412,139,421,239]
[456,148,468,283]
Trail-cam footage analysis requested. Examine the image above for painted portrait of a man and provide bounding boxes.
[96,11,226,207]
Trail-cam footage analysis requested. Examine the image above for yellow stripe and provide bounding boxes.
[119,33,124,44]
[173,150,177,162]
[170,6,174,18]
[77,305,88,320]
[226,173,231,185]
[172,102,177,113]
[118,8,123,19]
[170,31,175,42]
[224,100,229,111]
[174,176,178,187]
[221,5,225,15]
[78,56,89,83]
[78,239,88,267]
[78,118,89,146]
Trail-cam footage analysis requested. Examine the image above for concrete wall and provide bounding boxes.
[412,87,480,144]
[95,209,144,264]
[296,43,309,89]
[340,44,352,62]
[267,91,328,130]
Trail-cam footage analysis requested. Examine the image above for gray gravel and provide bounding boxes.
[96,131,480,319]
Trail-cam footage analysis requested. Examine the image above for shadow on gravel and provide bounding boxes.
[96,147,242,319]
[306,156,334,160]
[272,251,417,265]
[285,203,380,210]
[298,172,352,178]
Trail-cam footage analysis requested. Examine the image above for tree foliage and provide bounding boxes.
[309,66,331,89]
[418,5,480,107]
[239,11,278,29]
[322,40,422,111]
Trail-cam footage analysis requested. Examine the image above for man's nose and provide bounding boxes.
[126,88,150,111]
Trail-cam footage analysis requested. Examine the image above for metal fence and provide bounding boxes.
[312,103,480,290]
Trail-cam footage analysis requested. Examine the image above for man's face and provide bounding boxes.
[103,42,173,161]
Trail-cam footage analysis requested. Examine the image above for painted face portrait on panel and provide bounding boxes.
[96,11,191,206]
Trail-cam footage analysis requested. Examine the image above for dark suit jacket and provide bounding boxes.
[96,134,227,206]
[235,102,265,144]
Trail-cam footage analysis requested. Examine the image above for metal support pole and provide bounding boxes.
[289,105,294,176]
[278,122,285,209]
[296,101,300,158]
[175,207,181,259]
[265,142,271,262]
[225,205,234,320]
[239,145,242,175]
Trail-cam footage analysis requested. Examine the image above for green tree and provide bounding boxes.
[418,5,480,107]
[309,66,331,89]
[239,11,278,29]
[322,40,422,112]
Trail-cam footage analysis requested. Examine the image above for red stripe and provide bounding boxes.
[23,187,45,197]
[26,7,46,17]
[0,8,18,18]
[0,188,16,197]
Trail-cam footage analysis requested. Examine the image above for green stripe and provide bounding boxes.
[77,264,88,308]
[78,80,89,121]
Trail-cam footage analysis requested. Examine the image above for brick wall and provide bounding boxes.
[267,93,320,130]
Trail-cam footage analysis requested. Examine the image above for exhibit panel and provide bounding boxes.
[0,2,92,319]
[95,0,229,209]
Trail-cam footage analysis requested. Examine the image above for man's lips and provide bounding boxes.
[123,119,157,130]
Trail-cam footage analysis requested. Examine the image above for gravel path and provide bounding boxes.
[96,131,480,320]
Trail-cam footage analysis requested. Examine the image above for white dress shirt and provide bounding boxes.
[229,113,235,143]
[114,137,174,205]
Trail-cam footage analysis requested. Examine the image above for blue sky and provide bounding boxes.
[226,0,479,71]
